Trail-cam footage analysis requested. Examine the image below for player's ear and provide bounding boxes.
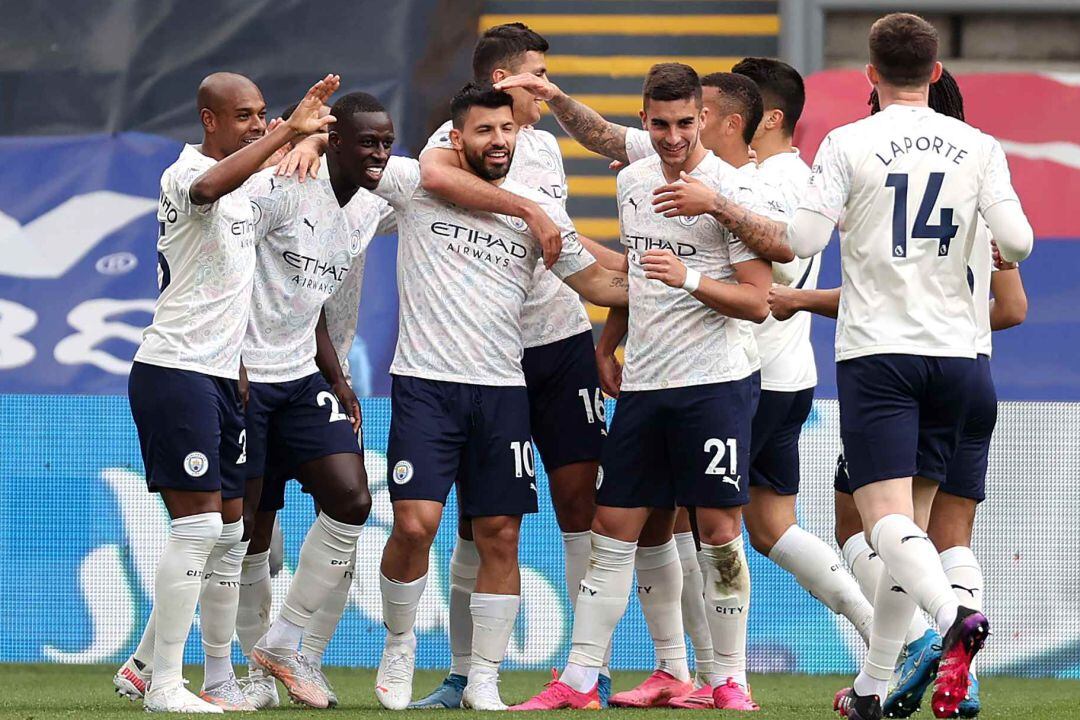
[699,105,708,127]
[929,61,943,84]
[491,67,508,83]
[639,108,647,129]
[327,130,341,152]
[449,127,464,151]
[200,108,215,133]
[769,108,784,131]
[865,64,879,88]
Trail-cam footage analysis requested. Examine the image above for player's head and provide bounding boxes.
[731,57,805,142]
[699,72,762,161]
[640,63,705,168]
[196,72,267,157]
[450,82,517,182]
[473,22,550,126]
[326,92,394,191]
[867,13,943,91]
[868,66,964,121]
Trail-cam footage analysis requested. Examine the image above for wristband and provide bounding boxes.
[682,268,701,293]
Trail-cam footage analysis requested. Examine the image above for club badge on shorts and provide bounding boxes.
[392,460,414,485]
[184,451,209,478]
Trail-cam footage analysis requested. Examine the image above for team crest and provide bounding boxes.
[536,147,558,171]
[498,214,529,233]
[184,451,209,478]
[392,460,414,485]
[677,214,700,227]
[349,229,363,256]
[249,200,263,227]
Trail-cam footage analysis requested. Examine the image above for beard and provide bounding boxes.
[464,143,514,181]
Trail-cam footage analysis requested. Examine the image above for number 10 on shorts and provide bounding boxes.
[510,440,535,478]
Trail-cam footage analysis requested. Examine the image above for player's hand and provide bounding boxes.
[276,135,325,182]
[332,380,362,435]
[285,74,339,137]
[652,171,718,218]
[493,73,561,102]
[767,284,802,321]
[991,239,1019,271]
[596,350,622,398]
[260,119,291,170]
[522,202,562,269]
[641,249,688,288]
[608,159,625,172]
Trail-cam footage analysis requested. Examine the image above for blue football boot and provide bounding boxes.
[408,673,467,709]
[883,629,943,717]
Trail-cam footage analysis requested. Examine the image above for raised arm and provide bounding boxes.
[494,73,630,164]
[989,241,1028,330]
[191,74,339,205]
[641,250,770,323]
[768,285,840,321]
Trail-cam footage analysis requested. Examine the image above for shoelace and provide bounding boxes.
[382,652,414,684]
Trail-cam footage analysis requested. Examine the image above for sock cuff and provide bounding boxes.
[469,592,521,619]
[218,518,244,546]
[562,530,592,546]
[450,538,481,572]
[767,523,805,564]
[380,572,428,597]
[635,538,679,570]
[700,535,745,555]
[170,512,223,541]
[590,532,637,567]
[316,511,364,540]
[240,550,270,584]
[939,545,979,571]
[869,513,919,551]
[841,532,871,568]
[673,531,698,559]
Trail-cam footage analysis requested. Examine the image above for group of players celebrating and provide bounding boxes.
[113,10,1032,720]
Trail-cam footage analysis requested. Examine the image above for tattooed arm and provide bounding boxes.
[494,73,630,164]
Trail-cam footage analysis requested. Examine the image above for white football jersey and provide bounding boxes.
[970,220,993,357]
[618,151,765,391]
[135,144,257,379]
[374,158,596,386]
[800,104,1020,361]
[754,149,819,391]
[422,121,592,348]
[624,126,653,164]
[243,173,362,383]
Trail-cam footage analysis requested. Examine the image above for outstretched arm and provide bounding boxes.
[580,235,629,272]
[768,285,840,321]
[494,73,630,164]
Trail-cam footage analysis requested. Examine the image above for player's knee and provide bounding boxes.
[391,513,438,550]
[747,527,777,558]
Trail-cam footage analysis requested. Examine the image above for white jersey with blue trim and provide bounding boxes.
[135,144,257,380]
[800,104,1020,361]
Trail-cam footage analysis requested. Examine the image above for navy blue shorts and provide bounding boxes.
[750,388,815,496]
[837,354,976,491]
[833,453,852,495]
[258,416,365,513]
[245,371,362,490]
[522,331,605,472]
[128,361,246,499]
[940,355,996,502]
[387,376,537,518]
[598,376,757,509]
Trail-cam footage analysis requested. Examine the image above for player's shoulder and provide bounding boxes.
[420,119,454,155]
[162,144,212,184]
[524,126,562,157]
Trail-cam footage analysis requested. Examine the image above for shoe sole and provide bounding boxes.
[251,649,330,710]
[610,685,692,708]
[931,615,989,719]
[113,676,144,702]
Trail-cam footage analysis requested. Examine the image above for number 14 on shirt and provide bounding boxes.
[885,172,959,258]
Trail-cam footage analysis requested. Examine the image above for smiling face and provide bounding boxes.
[641,96,706,170]
[202,81,267,157]
[491,50,547,126]
[452,104,517,181]
[329,111,395,191]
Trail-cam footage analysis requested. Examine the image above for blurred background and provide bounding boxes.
[1,0,1078,677]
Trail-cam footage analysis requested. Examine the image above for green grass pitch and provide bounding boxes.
[2,665,1078,719]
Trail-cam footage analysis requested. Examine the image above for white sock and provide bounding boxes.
[771,525,874,644]
[237,550,272,662]
[381,572,427,645]
[871,515,959,634]
[274,514,363,638]
[561,663,599,694]
[199,520,245,688]
[301,547,356,668]
[674,532,714,679]
[151,512,223,691]
[940,546,983,612]
[636,540,689,681]
[468,593,520,683]
[565,530,612,679]
[566,533,637,678]
[843,532,931,644]
[448,539,479,677]
[856,569,916,699]
[131,608,156,670]
[700,537,750,690]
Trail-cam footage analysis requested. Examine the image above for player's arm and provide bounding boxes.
[275,133,328,182]
[595,306,628,398]
[494,73,630,164]
[651,172,795,263]
[989,241,1027,330]
[982,201,1033,264]
[768,285,840,321]
[580,235,629,272]
[314,309,360,433]
[641,250,770,323]
[190,75,339,205]
[786,209,835,259]
[561,263,629,308]
[419,146,562,268]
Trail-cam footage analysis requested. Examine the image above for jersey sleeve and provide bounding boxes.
[545,202,597,280]
[373,156,421,209]
[419,121,454,156]
[374,199,398,235]
[538,129,570,207]
[978,136,1021,213]
[799,131,851,223]
[625,127,655,164]
[251,175,300,238]
[734,175,790,223]
[161,163,211,216]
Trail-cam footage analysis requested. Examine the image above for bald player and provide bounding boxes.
[114,72,337,714]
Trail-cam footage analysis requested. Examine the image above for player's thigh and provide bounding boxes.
[915,357,978,484]
[750,388,813,497]
[277,373,365,481]
[523,331,606,476]
[460,385,538,519]
[638,507,678,546]
[298,452,371,525]
[836,355,921,491]
[667,379,754,511]
[938,355,996,505]
[386,376,467,505]
[548,461,598,533]
[128,361,229,503]
[596,390,673,512]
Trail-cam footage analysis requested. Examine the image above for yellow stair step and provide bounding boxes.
[551,94,641,115]
[480,14,779,36]
[574,217,621,240]
[568,175,617,197]
[546,55,738,77]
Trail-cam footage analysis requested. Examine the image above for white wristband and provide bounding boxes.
[682,268,701,293]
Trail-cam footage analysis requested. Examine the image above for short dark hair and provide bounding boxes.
[280,102,299,121]
[870,66,964,121]
[642,63,702,107]
[869,13,939,87]
[472,23,549,81]
[330,91,385,120]
[701,72,763,145]
[731,57,805,136]
[450,82,515,129]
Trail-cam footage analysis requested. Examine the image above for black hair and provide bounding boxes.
[701,72,763,145]
[472,22,549,81]
[869,13,939,87]
[731,57,805,136]
[450,82,515,129]
[868,67,964,121]
[280,102,298,120]
[643,63,702,106]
